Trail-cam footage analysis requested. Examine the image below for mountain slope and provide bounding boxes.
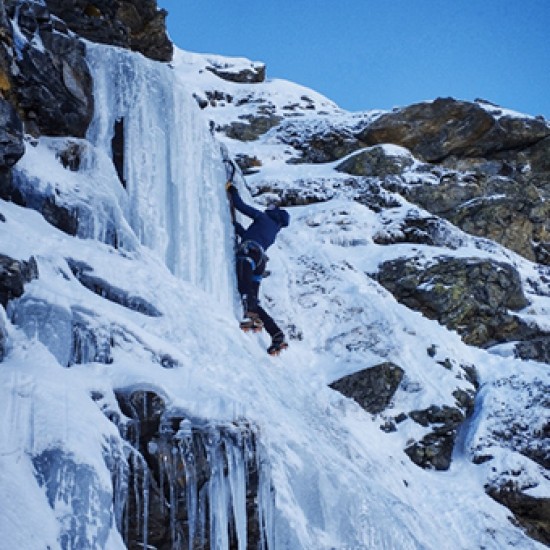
[0,4,549,549]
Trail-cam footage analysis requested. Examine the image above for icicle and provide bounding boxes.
[142,465,149,550]
[116,405,275,549]
[169,445,179,548]
[226,432,247,550]
[256,445,275,550]
[176,419,198,550]
[123,453,130,545]
[157,422,180,548]
[127,451,152,550]
[198,483,208,548]
[185,465,198,550]
[132,451,141,537]
[205,427,231,550]
[111,445,129,535]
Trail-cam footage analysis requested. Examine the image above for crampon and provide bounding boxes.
[240,317,264,333]
[267,332,288,356]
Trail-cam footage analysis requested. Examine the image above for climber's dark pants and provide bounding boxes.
[236,241,281,337]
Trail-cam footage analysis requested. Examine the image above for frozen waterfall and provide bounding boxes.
[85,43,235,310]
[75,42,275,550]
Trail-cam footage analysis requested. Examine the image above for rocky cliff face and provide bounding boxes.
[0,1,549,548]
[43,0,173,62]
[0,0,171,138]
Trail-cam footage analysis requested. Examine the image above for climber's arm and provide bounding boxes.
[227,186,262,220]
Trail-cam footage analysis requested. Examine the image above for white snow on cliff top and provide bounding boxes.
[176,49,549,124]
[173,48,343,114]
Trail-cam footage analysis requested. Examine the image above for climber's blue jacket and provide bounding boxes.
[228,187,290,251]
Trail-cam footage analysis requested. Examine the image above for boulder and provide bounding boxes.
[206,60,265,83]
[234,153,262,175]
[436,133,550,211]
[384,171,478,217]
[488,489,550,547]
[248,173,401,211]
[373,213,458,248]
[1,159,133,247]
[329,362,404,414]
[355,98,550,163]
[204,89,234,107]
[33,448,114,549]
[376,256,535,347]
[401,175,550,265]
[521,136,550,194]
[472,377,549,470]
[42,0,172,62]
[352,178,402,212]
[0,98,24,168]
[278,120,364,164]
[0,171,80,235]
[404,422,460,471]
[470,376,550,545]
[5,1,94,137]
[117,0,172,62]
[330,359,476,471]
[405,391,476,471]
[0,1,15,101]
[451,194,550,266]
[0,253,38,308]
[70,310,177,369]
[55,139,86,171]
[10,295,73,366]
[220,113,283,142]
[515,336,550,364]
[441,134,550,195]
[336,145,414,177]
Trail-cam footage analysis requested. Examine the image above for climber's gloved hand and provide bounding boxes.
[225,181,236,193]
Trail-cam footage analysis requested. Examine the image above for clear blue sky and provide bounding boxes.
[157,1,550,119]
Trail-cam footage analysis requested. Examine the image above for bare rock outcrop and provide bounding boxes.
[335,145,414,177]
[4,0,94,137]
[0,253,38,308]
[206,59,265,83]
[329,362,404,414]
[399,174,550,265]
[0,97,24,168]
[376,256,539,349]
[329,361,477,471]
[43,0,173,62]
[355,98,550,163]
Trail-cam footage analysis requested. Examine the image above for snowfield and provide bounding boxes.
[0,42,548,550]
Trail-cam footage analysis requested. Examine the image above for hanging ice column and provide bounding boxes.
[85,43,234,309]
[113,390,275,550]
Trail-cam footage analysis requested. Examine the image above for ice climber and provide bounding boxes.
[225,182,290,356]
